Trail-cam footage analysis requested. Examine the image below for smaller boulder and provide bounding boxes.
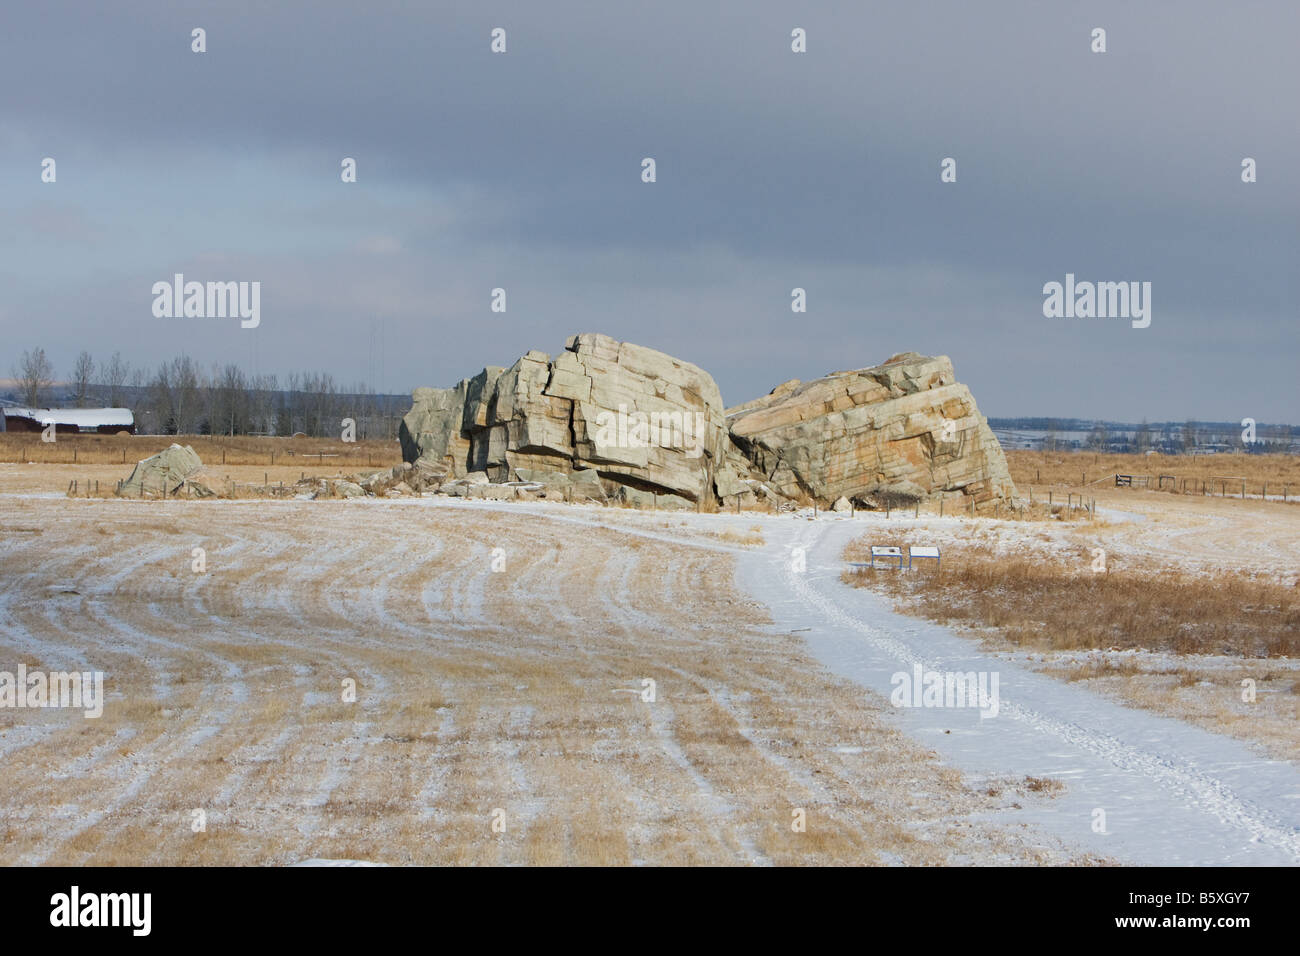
[117,444,203,497]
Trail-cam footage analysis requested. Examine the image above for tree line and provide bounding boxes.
[8,348,406,440]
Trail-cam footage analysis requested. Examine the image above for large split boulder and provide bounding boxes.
[117,444,203,497]
[400,339,1016,511]
[726,352,1016,510]
[400,334,735,504]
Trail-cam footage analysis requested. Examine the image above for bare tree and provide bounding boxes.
[100,352,131,407]
[310,372,339,437]
[14,348,54,407]
[149,362,174,433]
[72,351,95,407]
[148,357,202,434]
[212,364,249,436]
[275,374,297,436]
[6,346,402,438]
[170,356,202,434]
[249,373,277,435]
[128,364,157,433]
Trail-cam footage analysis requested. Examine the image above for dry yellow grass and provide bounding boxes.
[1024,776,1065,794]
[712,524,766,547]
[1008,449,1300,496]
[844,540,1298,657]
[0,433,401,469]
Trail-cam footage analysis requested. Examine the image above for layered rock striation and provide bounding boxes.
[400,333,733,505]
[400,338,1016,511]
[726,352,1016,510]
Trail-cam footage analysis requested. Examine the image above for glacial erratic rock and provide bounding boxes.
[401,334,733,504]
[401,340,1016,511]
[117,444,203,497]
[726,352,1016,511]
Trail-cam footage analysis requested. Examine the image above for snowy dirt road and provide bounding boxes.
[730,514,1300,866]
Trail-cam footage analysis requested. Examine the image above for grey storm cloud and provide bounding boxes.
[1,0,1296,420]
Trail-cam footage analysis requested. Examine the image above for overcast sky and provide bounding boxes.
[1,0,1296,420]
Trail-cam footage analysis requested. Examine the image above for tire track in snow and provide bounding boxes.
[769,520,1300,864]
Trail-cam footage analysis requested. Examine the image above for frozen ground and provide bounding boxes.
[0,481,1294,865]
[0,491,1098,865]
[486,496,1300,865]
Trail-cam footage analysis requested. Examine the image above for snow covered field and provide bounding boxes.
[0,472,1295,865]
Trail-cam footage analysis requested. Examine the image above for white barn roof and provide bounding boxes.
[4,407,135,428]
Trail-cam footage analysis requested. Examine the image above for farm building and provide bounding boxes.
[2,407,135,435]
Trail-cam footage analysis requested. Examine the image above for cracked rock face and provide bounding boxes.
[726,352,1016,510]
[400,339,1016,510]
[400,333,732,503]
[117,443,203,497]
